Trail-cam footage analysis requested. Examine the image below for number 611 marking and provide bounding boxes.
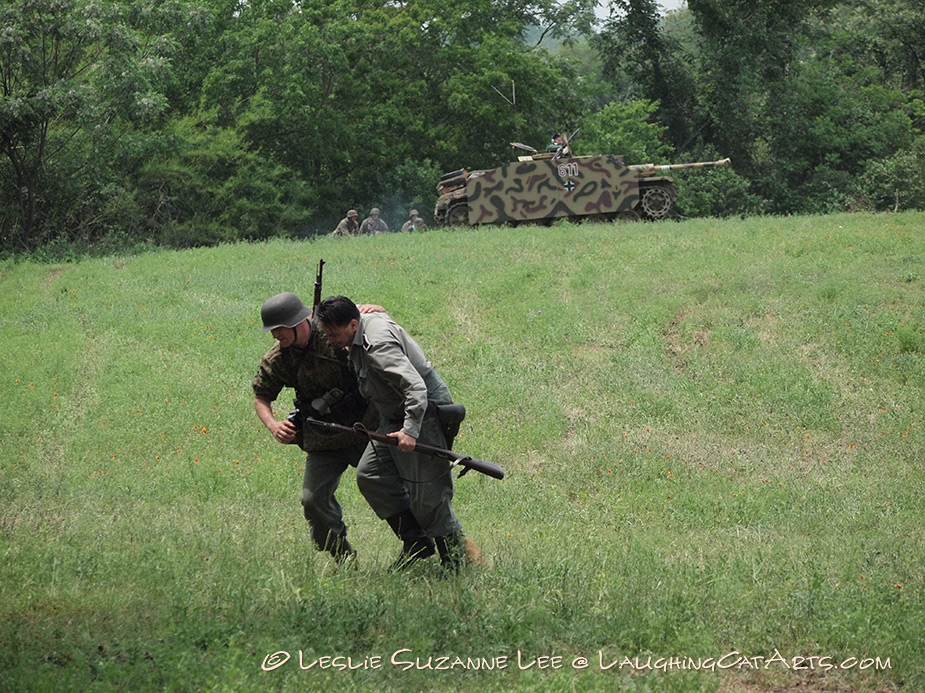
[557,162,579,177]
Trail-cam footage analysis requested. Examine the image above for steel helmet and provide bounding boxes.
[260,292,311,332]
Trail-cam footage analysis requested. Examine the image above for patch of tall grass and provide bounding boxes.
[1,212,922,691]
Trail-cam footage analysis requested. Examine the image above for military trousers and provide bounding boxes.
[301,441,370,552]
[356,413,462,538]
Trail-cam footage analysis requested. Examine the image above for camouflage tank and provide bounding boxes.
[434,132,731,227]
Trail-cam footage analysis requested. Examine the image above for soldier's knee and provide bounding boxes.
[301,488,323,514]
[355,467,374,495]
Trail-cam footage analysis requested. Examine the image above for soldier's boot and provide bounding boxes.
[323,532,357,567]
[435,533,485,574]
[385,509,435,571]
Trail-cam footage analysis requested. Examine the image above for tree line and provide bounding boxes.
[1,0,922,255]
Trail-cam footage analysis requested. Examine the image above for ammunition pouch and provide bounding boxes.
[291,383,367,433]
[314,385,366,427]
[432,403,466,450]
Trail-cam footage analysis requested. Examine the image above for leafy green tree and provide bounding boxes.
[672,146,763,217]
[764,58,917,212]
[189,0,598,233]
[345,1,596,167]
[594,0,698,151]
[194,0,364,234]
[134,113,315,246]
[860,136,925,212]
[677,0,923,214]
[580,99,672,162]
[684,0,833,175]
[845,0,925,93]
[0,0,176,251]
[1,0,611,251]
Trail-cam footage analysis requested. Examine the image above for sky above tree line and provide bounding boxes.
[596,0,685,22]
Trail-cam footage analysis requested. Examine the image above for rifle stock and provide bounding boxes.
[303,417,504,480]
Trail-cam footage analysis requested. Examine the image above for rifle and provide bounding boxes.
[312,258,325,316]
[303,416,505,480]
[553,127,580,160]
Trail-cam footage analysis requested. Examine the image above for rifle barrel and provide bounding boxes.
[303,417,505,480]
[628,157,731,176]
[313,258,325,313]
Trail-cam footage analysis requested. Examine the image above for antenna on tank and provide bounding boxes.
[491,81,515,106]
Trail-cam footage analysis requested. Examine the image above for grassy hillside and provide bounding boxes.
[2,212,923,692]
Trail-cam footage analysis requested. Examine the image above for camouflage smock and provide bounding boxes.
[401,218,427,232]
[253,323,377,451]
[359,217,389,234]
[331,217,359,236]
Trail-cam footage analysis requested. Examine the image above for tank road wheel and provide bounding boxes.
[640,185,673,220]
[616,210,640,222]
[446,202,470,227]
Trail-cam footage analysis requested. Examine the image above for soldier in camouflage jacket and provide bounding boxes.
[358,207,389,234]
[253,292,426,565]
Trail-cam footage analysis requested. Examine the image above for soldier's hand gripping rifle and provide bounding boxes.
[303,416,505,480]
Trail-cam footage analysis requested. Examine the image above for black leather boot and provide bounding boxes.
[435,533,483,573]
[324,532,357,565]
[435,533,463,572]
[385,509,435,571]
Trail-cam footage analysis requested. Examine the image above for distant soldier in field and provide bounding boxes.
[252,292,435,567]
[359,207,389,235]
[331,209,360,237]
[315,295,483,572]
[401,209,428,232]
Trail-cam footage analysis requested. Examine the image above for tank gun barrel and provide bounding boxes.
[629,157,731,177]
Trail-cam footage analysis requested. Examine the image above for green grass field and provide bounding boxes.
[2,212,923,692]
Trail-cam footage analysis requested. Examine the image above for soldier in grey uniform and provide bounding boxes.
[315,295,481,571]
[253,293,433,566]
[359,207,389,235]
